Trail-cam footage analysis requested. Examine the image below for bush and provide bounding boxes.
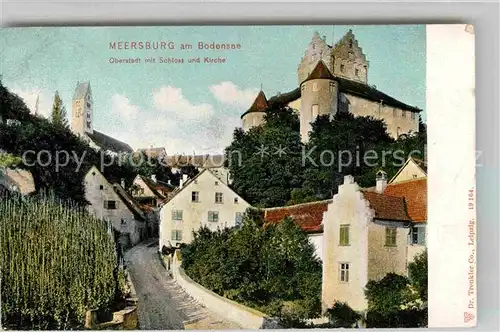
[326,301,362,328]
[0,195,119,329]
[408,249,428,302]
[181,215,322,323]
[366,308,427,328]
[364,272,427,328]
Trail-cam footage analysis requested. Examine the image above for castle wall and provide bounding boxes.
[300,79,338,143]
[341,93,419,139]
[242,112,266,132]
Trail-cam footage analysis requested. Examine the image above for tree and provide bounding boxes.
[408,250,428,302]
[51,91,68,128]
[180,212,323,325]
[225,106,304,207]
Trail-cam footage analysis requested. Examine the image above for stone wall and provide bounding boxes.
[242,112,266,131]
[342,93,419,139]
[170,251,268,329]
[367,221,409,281]
[300,79,338,143]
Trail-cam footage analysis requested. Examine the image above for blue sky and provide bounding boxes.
[0,25,425,154]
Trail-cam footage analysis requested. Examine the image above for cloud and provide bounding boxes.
[10,88,54,119]
[111,94,142,120]
[209,81,259,108]
[153,86,213,119]
[106,90,236,155]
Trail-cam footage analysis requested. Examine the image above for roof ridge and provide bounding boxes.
[264,198,333,211]
[387,177,427,187]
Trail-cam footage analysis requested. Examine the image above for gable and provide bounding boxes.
[389,158,427,183]
[332,30,368,64]
[163,169,250,209]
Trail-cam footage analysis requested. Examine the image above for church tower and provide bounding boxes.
[71,82,94,136]
[331,29,369,84]
[299,61,339,143]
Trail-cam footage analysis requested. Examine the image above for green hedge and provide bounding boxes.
[0,195,119,329]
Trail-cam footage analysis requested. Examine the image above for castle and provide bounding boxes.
[71,82,133,153]
[241,30,422,142]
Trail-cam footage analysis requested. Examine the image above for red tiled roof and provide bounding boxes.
[362,191,411,222]
[241,91,268,118]
[384,178,427,223]
[263,200,331,233]
[302,60,335,84]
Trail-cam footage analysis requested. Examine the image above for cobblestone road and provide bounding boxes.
[124,241,240,330]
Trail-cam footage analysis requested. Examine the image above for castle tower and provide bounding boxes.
[71,82,94,136]
[298,31,334,85]
[241,90,268,131]
[299,60,339,143]
[331,29,369,84]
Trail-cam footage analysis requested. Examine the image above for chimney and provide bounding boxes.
[120,178,126,189]
[151,174,157,183]
[179,174,188,189]
[376,170,388,193]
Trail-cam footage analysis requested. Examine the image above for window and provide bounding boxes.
[171,230,182,241]
[339,263,350,282]
[385,227,397,246]
[215,192,223,203]
[192,191,199,202]
[104,200,116,210]
[412,174,418,179]
[234,197,239,204]
[411,225,426,245]
[311,104,319,118]
[86,102,91,108]
[355,68,359,77]
[235,212,243,227]
[348,40,353,48]
[208,211,219,222]
[121,219,126,225]
[312,82,318,92]
[99,185,104,190]
[339,225,350,246]
[340,64,345,73]
[215,181,219,186]
[329,81,335,92]
[411,112,416,120]
[172,210,183,221]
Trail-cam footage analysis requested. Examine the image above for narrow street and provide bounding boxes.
[124,241,240,330]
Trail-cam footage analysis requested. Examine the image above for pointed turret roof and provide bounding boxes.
[241,90,268,118]
[301,60,335,84]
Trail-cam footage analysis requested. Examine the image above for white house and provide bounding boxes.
[159,169,250,250]
[321,175,412,313]
[261,160,427,313]
[386,158,427,263]
[84,166,146,248]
